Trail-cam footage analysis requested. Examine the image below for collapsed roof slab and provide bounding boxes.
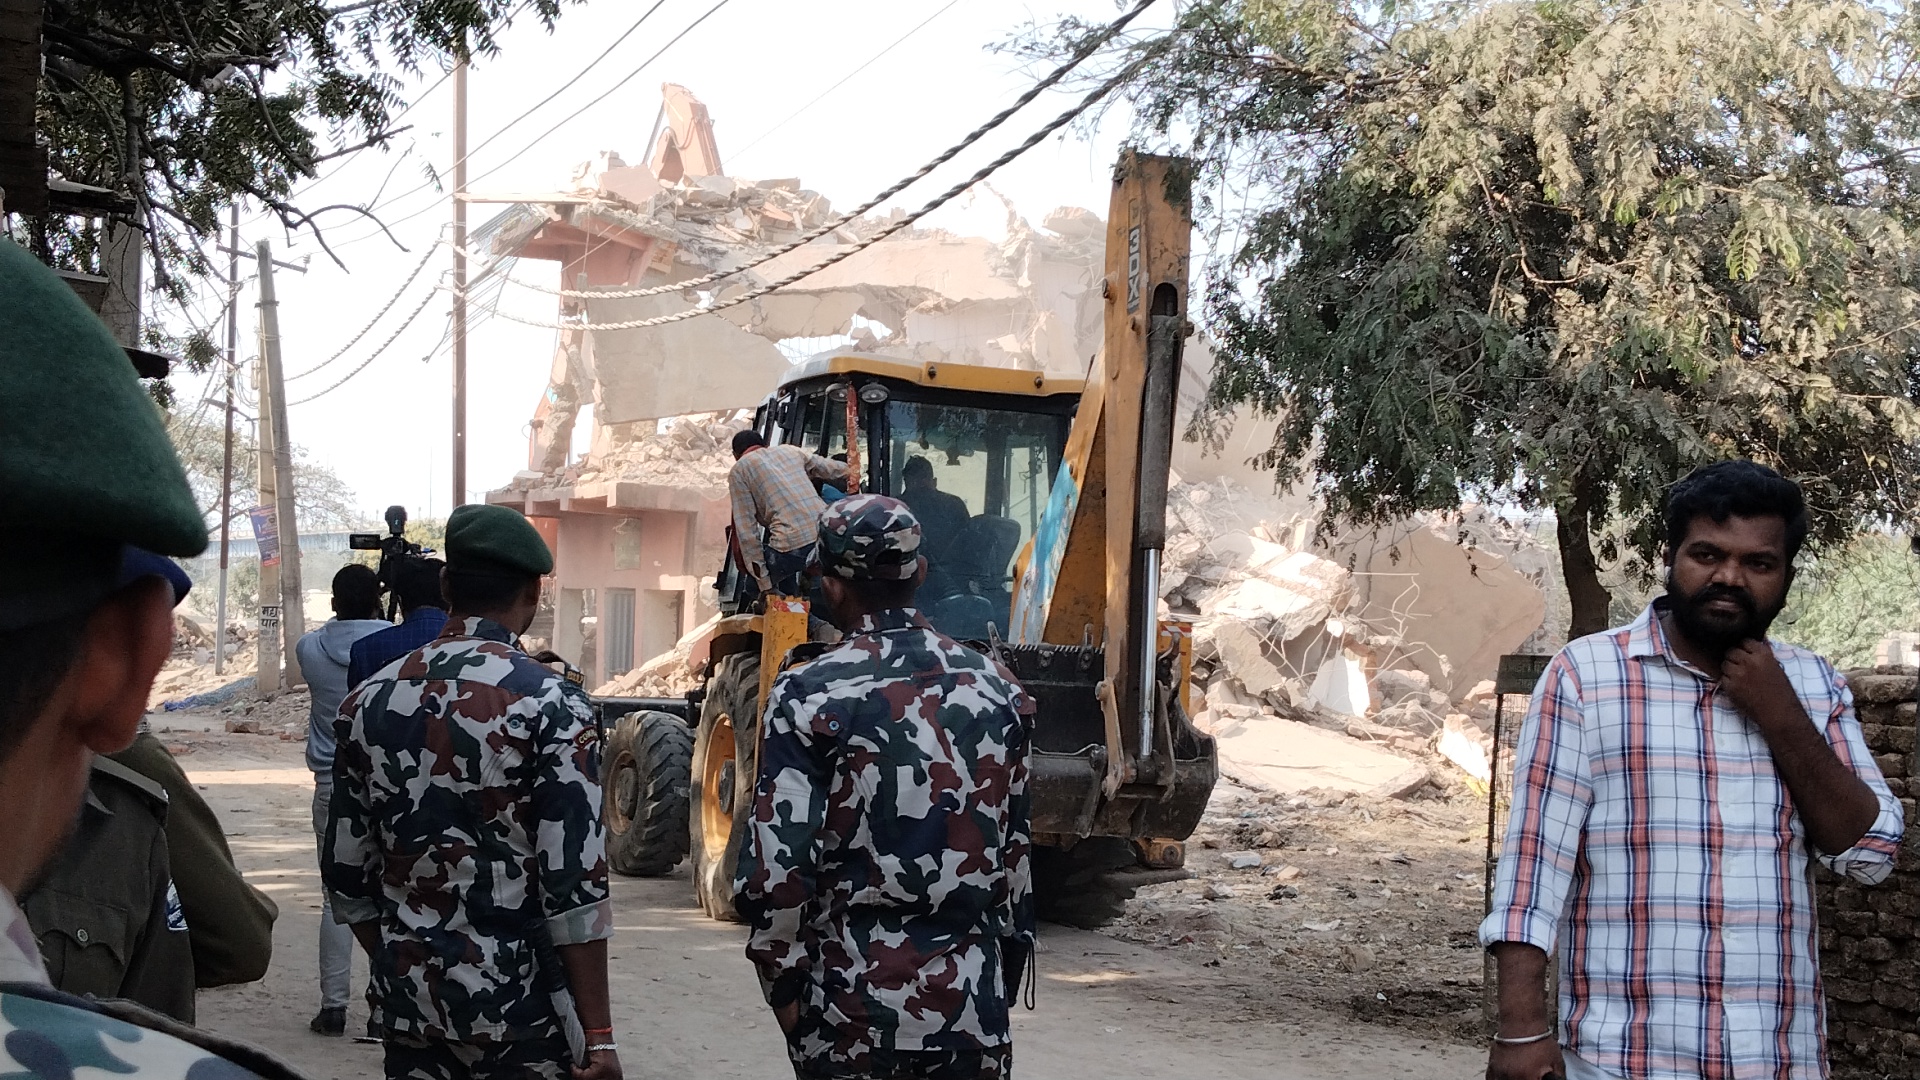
[585,292,792,424]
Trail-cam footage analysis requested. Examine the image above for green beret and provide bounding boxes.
[445,504,552,577]
[0,240,207,558]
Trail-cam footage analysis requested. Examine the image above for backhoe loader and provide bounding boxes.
[596,151,1217,926]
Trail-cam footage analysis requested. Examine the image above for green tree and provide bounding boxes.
[1776,531,1920,669]
[166,408,363,533]
[1033,0,1920,634]
[21,0,573,368]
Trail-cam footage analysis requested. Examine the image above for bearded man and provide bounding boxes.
[1483,460,1904,1080]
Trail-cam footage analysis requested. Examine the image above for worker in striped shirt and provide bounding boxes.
[1484,460,1904,1080]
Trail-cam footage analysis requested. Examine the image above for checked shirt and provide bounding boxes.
[728,444,848,580]
[1481,602,1904,1080]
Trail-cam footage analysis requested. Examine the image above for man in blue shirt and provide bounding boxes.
[294,564,389,1036]
[348,557,448,688]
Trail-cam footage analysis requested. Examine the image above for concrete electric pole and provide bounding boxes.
[451,56,469,511]
[215,202,239,675]
[256,239,305,690]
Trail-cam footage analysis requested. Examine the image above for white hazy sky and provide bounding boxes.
[176,0,1163,525]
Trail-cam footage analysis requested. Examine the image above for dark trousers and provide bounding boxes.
[766,543,816,598]
[383,1032,571,1080]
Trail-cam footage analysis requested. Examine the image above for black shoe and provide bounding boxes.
[309,1007,346,1036]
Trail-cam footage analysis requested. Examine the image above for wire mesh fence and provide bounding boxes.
[1482,652,1554,1028]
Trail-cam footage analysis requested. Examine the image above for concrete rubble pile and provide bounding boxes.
[508,410,749,498]
[591,614,721,698]
[1167,476,1539,798]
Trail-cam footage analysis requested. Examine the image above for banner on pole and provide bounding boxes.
[247,505,279,567]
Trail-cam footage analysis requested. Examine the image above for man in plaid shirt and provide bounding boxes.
[1484,461,1904,1080]
[729,430,849,597]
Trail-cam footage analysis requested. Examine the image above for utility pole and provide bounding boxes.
[257,239,305,690]
[451,56,469,510]
[254,305,281,695]
[215,202,238,675]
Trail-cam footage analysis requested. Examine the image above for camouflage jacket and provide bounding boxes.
[326,616,611,1042]
[736,607,1035,1058]
[1,890,291,1078]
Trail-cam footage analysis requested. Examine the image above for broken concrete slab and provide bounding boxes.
[1209,712,1430,798]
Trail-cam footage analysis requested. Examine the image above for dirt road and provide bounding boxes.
[159,715,1484,1079]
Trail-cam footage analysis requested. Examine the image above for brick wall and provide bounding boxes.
[1819,668,1919,1079]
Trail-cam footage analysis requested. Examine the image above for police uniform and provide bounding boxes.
[22,755,196,1021]
[110,730,279,988]
[325,504,611,1080]
[736,495,1037,1080]
[0,236,300,1078]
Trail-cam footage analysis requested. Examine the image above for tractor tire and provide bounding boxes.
[602,711,693,877]
[1032,837,1148,929]
[690,650,762,922]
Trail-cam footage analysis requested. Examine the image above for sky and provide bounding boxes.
[174,0,1164,526]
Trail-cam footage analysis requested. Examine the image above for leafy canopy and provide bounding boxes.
[1031,0,1920,624]
[24,0,570,366]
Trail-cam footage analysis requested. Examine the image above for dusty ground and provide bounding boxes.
[1117,779,1491,1044]
[155,709,1489,1079]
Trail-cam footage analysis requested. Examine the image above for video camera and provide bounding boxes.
[350,505,434,620]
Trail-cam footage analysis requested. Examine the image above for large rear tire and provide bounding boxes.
[603,711,693,877]
[690,650,761,921]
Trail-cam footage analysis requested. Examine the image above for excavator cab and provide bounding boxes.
[642,152,1218,928]
[715,362,1078,629]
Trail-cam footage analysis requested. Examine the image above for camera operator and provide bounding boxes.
[347,556,448,689]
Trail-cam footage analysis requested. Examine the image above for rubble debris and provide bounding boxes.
[1209,712,1431,798]
[1436,715,1494,786]
[591,613,723,697]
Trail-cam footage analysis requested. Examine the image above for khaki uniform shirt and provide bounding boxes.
[22,756,195,1021]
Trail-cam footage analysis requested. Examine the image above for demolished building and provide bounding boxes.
[477,86,1556,792]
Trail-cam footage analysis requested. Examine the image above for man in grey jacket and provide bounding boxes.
[294,563,388,1036]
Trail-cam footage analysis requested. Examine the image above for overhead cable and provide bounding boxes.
[466,52,1153,333]
[330,0,736,251]
[479,0,1163,302]
[288,277,445,405]
[331,0,673,231]
[284,237,443,381]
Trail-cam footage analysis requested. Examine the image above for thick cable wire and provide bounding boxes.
[284,237,443,381]
[288,278,445,405]
[478,0,1161,302]
[331,0,736,251]
[328,0,673,231]
[467,53,1151,333]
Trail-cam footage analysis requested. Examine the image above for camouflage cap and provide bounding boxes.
[813,494,923,581]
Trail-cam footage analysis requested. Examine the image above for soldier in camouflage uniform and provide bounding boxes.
[737,494,1037,1080]
[0,236,301,1078]
[326,504,620,1080]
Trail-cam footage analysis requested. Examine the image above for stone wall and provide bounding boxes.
[1819,667,1919,1079]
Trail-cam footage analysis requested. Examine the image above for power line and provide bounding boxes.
[474,0,1162,302]
[469,51,1153,334]
[287,277,446,405]
[323,0,674,235]
[727,0,963,162]
[328,0,735,254]
[284,236,443,381]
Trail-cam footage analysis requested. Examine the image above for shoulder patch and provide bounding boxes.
[164,882,188,933]
[90,756,170,813]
